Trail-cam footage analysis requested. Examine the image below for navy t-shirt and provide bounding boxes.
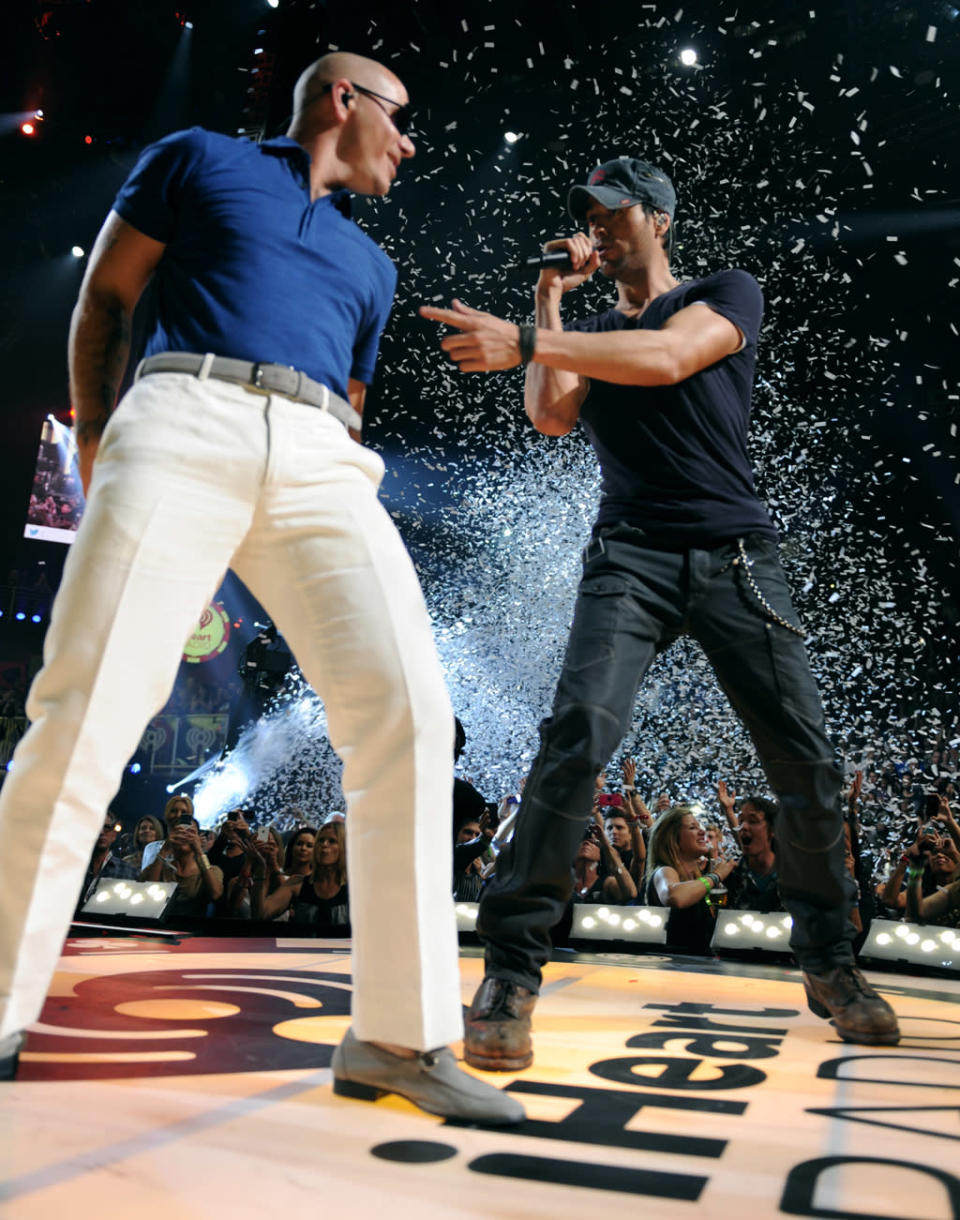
[566,270,775,544]
[112,128,397,398]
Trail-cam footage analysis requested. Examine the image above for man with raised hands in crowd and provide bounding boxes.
[421,154,900,1069]
[719,785,781,913]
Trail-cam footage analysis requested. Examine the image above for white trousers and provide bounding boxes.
[0,373,464,1050]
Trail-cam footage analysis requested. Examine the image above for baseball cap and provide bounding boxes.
[567,157,677,223]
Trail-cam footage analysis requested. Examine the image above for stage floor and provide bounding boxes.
[3,936,959,1218]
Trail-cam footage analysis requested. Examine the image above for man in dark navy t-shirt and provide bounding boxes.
[0,51,521,1125]
[422,156,899,1064]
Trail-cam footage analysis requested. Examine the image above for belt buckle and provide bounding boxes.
[288,366,306,401]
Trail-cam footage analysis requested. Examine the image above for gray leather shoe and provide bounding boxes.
[331,1027,525,1125]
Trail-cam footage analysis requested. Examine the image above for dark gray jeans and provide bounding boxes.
[478,528,857,990]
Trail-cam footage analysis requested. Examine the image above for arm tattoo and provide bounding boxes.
[70,295,131,438]
[75,410,111,444]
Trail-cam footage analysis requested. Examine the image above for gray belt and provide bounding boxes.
[134,352,362,433]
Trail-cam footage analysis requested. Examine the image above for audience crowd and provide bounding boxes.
[21,701,960,958]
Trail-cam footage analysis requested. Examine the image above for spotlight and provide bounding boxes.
[30,614,41,624]
[679,48,698,66]
[184,20,193,28]
[15,612,25,621]
[129,762,142,774]
[503,131,521,144]
[5,761,13,772]
[84,135,93,145]
[267,0,279,8]
[71,246,85,258]
[21,122,36,137]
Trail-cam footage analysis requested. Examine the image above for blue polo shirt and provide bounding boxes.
[112,128,396,398]
[566,269,775,545]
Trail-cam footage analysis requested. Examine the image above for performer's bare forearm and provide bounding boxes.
[68,289,132,440]
[524,290,585,434]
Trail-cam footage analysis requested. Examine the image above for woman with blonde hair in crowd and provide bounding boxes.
[161,793,194,832]
[644,805,736,955]
[138,793,196,874]
[253,819,349,931]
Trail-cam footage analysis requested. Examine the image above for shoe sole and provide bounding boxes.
[463,1048,533,1072]
[832,1023,901,1046]
[333,1077,387,1102]
[332,1075,525,1125]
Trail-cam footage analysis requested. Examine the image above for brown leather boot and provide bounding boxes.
[464,976,538,1071]
[803,965,900,1045]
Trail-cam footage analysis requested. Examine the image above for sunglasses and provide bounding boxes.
[351,83,413,135]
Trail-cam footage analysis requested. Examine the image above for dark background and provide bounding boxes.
[0,0,958,813]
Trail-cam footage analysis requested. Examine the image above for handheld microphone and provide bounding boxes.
[520,250,575,271]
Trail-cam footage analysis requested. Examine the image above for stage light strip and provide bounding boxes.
[712,909,794,952]
[79,879,179,918]
[572,904,668,944]
[860,918,959,970]
[458,902,670,943]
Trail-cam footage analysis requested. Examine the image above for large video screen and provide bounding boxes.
[24,416,85,544]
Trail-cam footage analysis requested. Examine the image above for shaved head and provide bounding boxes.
[287,51,414,199]
[292,52,405,116]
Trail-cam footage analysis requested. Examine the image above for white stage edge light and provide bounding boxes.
[712,909,793,952]
[80,879,179,919]
[572,904,668,944]
[860,918,958,970]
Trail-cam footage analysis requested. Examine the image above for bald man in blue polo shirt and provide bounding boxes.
[0,52,522,1125]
